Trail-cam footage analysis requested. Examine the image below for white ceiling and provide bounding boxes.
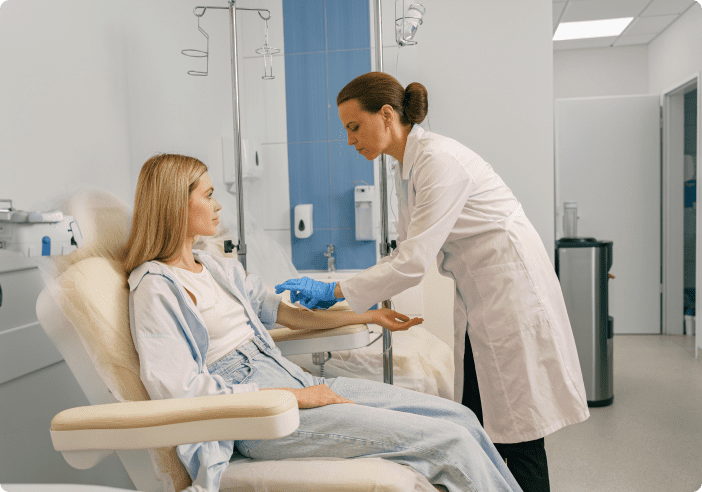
[553,0,699,50]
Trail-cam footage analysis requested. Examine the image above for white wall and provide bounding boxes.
[553,44,650,237]
[413,0,556,258]
[0,0,288,487]
[0,0,290,253]
[648,6,702,95]
[0,1,134,486]
[0,0,132,211]
[124,0,291,255]
[554,45,649,99]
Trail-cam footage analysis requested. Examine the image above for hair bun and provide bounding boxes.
[403,82,428,124]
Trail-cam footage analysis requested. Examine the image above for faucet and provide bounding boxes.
[324,244,336,272]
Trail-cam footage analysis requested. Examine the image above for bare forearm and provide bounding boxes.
[276,302,370,330]
[334,283,344,299]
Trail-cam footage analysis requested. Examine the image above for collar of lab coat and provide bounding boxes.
[401,124,425,180]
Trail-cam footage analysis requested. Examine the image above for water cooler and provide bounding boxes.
[555,237,614,407]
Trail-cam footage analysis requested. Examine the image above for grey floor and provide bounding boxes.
[546,335,702,492]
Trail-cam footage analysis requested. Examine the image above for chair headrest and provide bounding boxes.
[35,189,132,280]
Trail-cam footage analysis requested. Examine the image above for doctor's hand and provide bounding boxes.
[262,384,354,409]
[275,277,344,309]
[367,308,423,332]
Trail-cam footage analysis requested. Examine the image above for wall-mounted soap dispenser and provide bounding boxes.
[294,204,313,239]
[355,185,375,241]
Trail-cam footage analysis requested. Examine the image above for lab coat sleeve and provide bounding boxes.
[130,276,259,400]
[341,149,474,313]
[376,243,401,266]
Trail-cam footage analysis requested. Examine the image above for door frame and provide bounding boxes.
[661,73,700,336]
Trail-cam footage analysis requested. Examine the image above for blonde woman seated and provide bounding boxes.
[124,154,522,492]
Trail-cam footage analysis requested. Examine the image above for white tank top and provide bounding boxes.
[159,261,255,366]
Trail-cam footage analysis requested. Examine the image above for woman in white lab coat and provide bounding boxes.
[276,72,590,492]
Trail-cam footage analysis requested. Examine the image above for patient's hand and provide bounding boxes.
[368,308,423,332]
[262,384,354,409]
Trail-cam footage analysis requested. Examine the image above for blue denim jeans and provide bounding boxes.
[207,336,522,492]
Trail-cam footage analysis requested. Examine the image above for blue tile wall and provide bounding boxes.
[282,0,326,55]
[288,142,332,229]
[327,49,372,140]
[284,0,375,272]
[284,53,328,143]
[330,141,374,229]
[325,0,371,52]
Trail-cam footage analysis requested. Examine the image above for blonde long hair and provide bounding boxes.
[123,154,207,274]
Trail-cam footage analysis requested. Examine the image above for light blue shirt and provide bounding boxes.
[128,250,283,491]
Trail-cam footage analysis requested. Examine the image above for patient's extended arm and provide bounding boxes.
[275,302,423,332]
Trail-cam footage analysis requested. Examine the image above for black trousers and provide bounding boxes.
[462,331,551,492]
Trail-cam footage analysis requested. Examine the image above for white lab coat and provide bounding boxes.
[341,125,589,444]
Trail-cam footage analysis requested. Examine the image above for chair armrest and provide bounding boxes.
[271,324,370,356]
[50,391,298,469]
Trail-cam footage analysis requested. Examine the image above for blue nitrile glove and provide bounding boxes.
[275,277,344,309]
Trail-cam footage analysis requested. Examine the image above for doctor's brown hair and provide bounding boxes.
[123,154,208,274]
[337,72,428,126]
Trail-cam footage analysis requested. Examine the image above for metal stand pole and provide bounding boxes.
[228,0,247,269]
[374,0,393,385]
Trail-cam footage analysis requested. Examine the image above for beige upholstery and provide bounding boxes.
[51,392,298,431]
[37,189,441,492]
[49,392,300,472]
[46,256,193,490]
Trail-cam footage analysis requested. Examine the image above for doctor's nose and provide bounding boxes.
[347,132,356,146]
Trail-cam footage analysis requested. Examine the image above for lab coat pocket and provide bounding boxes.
[471,262,545,341]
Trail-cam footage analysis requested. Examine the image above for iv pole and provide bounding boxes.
[228,1,247,269]
[374,0,393,385]
[187,1,273,270]
[188,1,395,383]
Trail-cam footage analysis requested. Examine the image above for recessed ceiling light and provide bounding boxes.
[553,17,634,41]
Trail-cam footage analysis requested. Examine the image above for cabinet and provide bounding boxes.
[0,251,63,383]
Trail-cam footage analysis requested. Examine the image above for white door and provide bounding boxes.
[555,95,661,334]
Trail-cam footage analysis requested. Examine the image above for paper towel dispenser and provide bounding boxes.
[222,137,263,185]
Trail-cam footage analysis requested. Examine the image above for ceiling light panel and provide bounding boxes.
[642,0,697,16]
[553,18,633,40]
[561,0,649,23]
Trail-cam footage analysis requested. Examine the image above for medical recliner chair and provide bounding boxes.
[35,190,439,492]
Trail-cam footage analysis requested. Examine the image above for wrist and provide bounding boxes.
[361,310,376,325]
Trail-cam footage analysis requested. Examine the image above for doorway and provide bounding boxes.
[662,75,700,336]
